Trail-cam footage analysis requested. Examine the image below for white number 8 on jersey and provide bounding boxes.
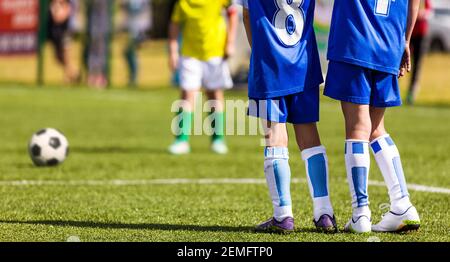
[273,0,305,47]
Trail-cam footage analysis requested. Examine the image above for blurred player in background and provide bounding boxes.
[169,0,181,87]
[121,0,152,87]
[85,0,112,89]
[168,0,238,155]
[47,0,80,83]
[239,0,337,233]
[324,0,421,233]
[407,0,433,105]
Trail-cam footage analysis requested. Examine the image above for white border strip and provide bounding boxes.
[0,178,448,194]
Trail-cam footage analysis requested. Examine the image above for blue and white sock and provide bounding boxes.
[345,140,371,218]
[370,134,412,213]
[301,145,334,221]
[264,147,293,221]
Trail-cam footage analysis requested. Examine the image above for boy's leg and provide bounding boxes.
[369,107,411,211]
[62,41,80,84]
[205,90,228,154]
[369,107,420,232]
[169,57,203,155]
[179,90,197,141]
[341,102,372,233]
[203,57,233,154]
[168,90,197,155]
[294,123,337,232]
[285,87,337,232]
[124,38,138,86]
[324,61,374,233]
[256,120,294,233]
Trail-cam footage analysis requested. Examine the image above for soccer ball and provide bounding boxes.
[28,128,69,167]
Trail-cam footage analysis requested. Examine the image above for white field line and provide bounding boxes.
[368,180,450,195]
[0,178,448,195]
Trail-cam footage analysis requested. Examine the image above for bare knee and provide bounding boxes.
[181,90,198,111]
[348,121,372,141]
[205,90,224,111]
[342,102,371,141]
[263,121,288,147]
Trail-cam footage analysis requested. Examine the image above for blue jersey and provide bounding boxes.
[238,0,323,99]
[327,0,408,75]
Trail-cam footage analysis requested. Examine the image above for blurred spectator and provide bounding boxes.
[84,0,113,89]
[407,0,433,105]
[121,0,152,87]
[47,0,80,83]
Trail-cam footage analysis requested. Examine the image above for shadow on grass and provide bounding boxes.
[0,220,351,235]
[0,220,254,233]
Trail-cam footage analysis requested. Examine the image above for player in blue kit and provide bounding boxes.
[324,0,421,233]
[237,0,337,233]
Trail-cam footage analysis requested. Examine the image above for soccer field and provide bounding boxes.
[0,85,449,242]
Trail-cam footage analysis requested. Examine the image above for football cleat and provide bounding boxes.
[211,139,228,155]
[344,215,372,233]
[314,214,338,233]
[168,140,190,155]
[255,217,294,234]
[372,206,420,233]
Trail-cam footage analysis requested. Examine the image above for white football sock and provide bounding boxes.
[345,140,371,218]
[301,145,334,221]
[370,134,412,213]
[264,147,293,221]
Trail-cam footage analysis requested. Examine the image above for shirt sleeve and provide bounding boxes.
[171,2,182,23]
[223,0,234,8]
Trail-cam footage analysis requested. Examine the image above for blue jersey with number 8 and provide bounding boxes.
[327,0,408,75]
[238,0,323,99]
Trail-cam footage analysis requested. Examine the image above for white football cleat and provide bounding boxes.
[211,139,228,155]
[168,140,190,155]
[344,215,372,233]
[372,206,420,233]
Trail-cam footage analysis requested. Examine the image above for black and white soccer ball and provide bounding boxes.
[28,128,69,167]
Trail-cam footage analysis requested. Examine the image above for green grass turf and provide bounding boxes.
[0,85,449,242]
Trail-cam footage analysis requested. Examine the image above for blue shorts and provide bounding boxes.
[324,61,402,107]
[248,87,320,124]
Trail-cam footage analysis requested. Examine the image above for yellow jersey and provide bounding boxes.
[171,0,232,61]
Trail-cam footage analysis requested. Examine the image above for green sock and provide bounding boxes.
[211,111,225,141]
[176,110,192,142]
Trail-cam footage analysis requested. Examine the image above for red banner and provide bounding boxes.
[0,0,39,54]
